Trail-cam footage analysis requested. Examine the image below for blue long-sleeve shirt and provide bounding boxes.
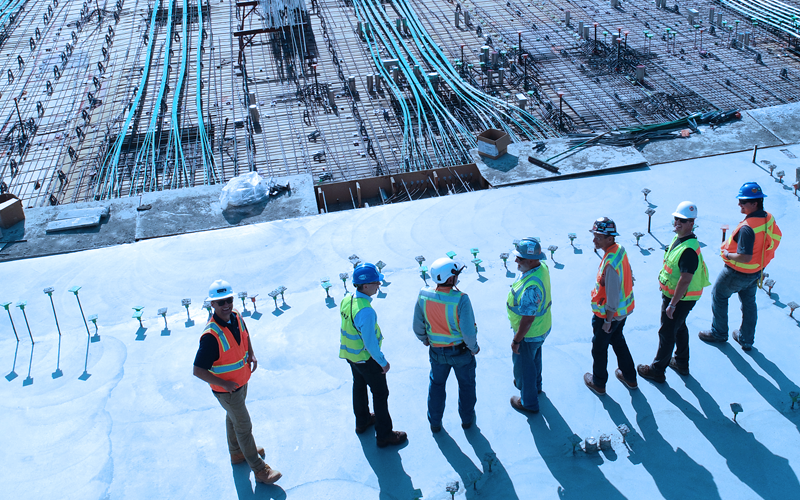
[353,291,387,367]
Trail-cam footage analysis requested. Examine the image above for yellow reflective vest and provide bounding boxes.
[339,294,382,362]
[507,263,552,338]
[658,236,711,301]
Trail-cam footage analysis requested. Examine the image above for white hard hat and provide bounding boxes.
[430,257,466,285]
[672,201,698,219]
[207,280,234,302]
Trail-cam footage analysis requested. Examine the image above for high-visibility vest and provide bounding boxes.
[507,263,552,338]
[658,236,711,301]
[203,311,251,392]
[591,244,635,318]
[418,287,464,347]
[339,294,383,362]
[721,213,781,273]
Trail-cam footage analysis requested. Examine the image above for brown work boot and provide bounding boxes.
[510,396,539,414]
[231,446,265,465]
[355,413,376,434]
[637,364,666,383]
[254,466,282,485]
[583,373,606,395]
[668,357,690,376]
[377,430,408,448]
[615,369,638,390]
[698,330,726,344]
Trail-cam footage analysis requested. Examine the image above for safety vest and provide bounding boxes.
[418,287,464,347]
[721,213,781,273]
[658,236,711,301]
[507,263,552,338]
[591,244,635,318]
[339,294,383,362]
[203,311,251,392]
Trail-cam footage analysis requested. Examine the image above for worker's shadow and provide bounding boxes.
[658,378,800,497]
[527,395,626,499]
[433,430,482,498]
[231,463,286,500]
[610,392,721,500]
[723,346,800,429]
[358,433,417,500]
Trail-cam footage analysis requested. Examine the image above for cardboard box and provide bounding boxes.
[477,129,512,159]
[0,193,25,229]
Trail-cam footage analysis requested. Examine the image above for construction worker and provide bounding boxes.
[413,258,480,432]
[193,280,281,485]
[583,218,637,395]
[638,202,711,382]
[699,182,781,351]
[340,262,407,448]
[507,238,552,414]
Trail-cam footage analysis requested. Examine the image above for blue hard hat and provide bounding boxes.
[737,182,766,199]
[352,262,384,284]
[512,237,546,260]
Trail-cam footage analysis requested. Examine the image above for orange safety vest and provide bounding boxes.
[721,213,782,274]
[591,244,635,319]
[418,287,464,347]
[203,311,251,392]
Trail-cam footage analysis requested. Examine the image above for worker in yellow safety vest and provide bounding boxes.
[699,182,781,351]
[507,237,552,414]
[413,257,480,433]
[339,262,407,448]
[583,217,638,396]
[638,202,710,383]
[193,280,281,485]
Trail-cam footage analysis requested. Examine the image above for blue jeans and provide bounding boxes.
[428,345,477,427]
[513,338,544,411]
[709,266,760,345]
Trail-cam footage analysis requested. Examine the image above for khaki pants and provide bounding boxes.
[213,384,265,471]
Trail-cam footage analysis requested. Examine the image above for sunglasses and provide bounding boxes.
[214,297,234,305]
[674,217,689,223]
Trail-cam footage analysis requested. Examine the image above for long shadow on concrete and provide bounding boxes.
[722,345,800,430]
[465,426,519,498]
[527,395,626,499]
[609,393,721,500]
[433,430,482,499]
[659,377,800,498]
[231,464,286,500]
[358,434,417,500]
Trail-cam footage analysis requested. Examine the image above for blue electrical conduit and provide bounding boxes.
[94,0,162,199]
[165,0,190,189]
[130,0,175,195]
[196,0,218,184]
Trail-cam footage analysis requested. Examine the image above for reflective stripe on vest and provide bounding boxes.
[339,294,383,362]
[506,263,552,338]
[590,244,635,318]
[202,311,251,391]
[418,287,463,347]
[720,214,782,273]
[658,236,711,301]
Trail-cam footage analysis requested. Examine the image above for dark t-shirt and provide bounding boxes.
[193,312,243,370]
[732,210,766,256]
[669,234,699,274]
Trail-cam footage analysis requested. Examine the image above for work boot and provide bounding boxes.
[615,368,638,390]
[231,447,265,465]
[377,431,408,448]
[510,396,539,414]
[669,357,690,376]
[698,330,726,344]
[637,364,666,383]
[461,421,473,430]
[583,373,606,396]
[355,413,375,434]
[732,330,752,351]
[254,466,282,485]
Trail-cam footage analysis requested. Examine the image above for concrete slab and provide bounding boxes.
[0,174,318,262]
[746,102,800,145]
[472,139,648,187]
[134,173,318,240]
[639,111,783,165]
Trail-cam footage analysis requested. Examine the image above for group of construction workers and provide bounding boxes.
[191,181,781,485]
